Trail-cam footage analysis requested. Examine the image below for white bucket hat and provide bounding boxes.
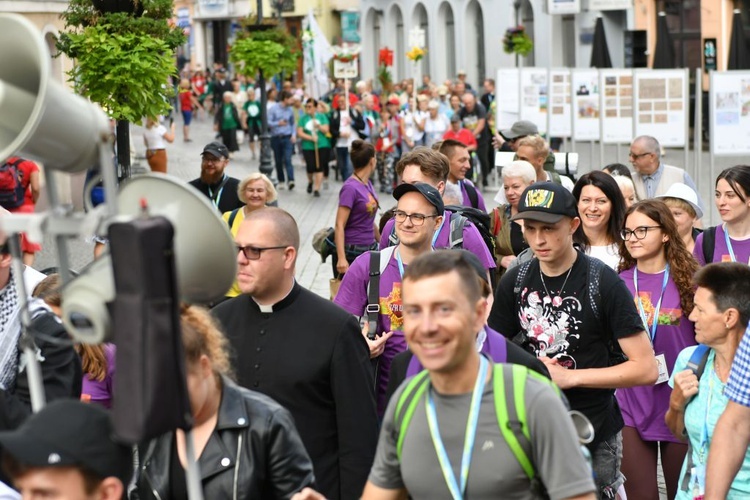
[656,183,703,219]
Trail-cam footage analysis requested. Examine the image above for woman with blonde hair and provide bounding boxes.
[135,305,314,498]
[222,173,277,298]
[143,116,175,173]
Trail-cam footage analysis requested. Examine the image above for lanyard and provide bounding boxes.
[723,224,737,262]
[698,371,716,464]
[425,355,489,500]
[395,249,406,279]
[432,210,448,246]
[633,264,670,342]
[207,175,227,208]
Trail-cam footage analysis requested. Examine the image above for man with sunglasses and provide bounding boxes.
[488,182,659,499]
[629,135,703,213]
[213,207,378,500]
[335,182,445,417]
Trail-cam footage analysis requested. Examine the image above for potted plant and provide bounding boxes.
[503,25,533,56]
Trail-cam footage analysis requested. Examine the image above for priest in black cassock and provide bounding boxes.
[213,207,378,500]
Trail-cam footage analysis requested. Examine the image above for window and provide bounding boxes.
[663,0,701,69]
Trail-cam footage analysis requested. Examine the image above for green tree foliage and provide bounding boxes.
[57,0,186,122]
[230,27,299,79]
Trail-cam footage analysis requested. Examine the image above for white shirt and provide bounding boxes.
[586,243,621,270]
[143,124,168,150]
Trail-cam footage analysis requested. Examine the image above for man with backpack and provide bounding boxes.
[378,148,496,278]
[488,182,659,499]
[334,182,445,417]
[364,250,597,499]
[439,139,487,211]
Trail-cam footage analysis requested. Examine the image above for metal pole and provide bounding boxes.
[257,0,274,178]
[683,68,689,176]
[693,67,702,207]
[184,430,205,500]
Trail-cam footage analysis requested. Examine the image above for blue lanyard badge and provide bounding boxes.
[723,224,737,263]
[432,210,447,246]
[633,264,670,342]
[207,174,227,209]
[395,249,406,279]
[425,356,489,500]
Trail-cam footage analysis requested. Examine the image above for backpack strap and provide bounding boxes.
[493,364,539,485]
[513,258,536,296]
[394,370,431,460]
[702,226,717,265]
[365,246,396,340]
[586,255,605,323]
[463,181,479,209]
[680,344,712,493]
[227,208,240,230]
[449,213,467,249]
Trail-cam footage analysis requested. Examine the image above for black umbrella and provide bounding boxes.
[652,11,676,69]
[728,8,750,70]
[590,16,613,68]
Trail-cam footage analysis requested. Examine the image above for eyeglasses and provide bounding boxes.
[393,211,439,226]
[628,152,652,160]
[202,156,224,164]
[236,244,288,260]
[620,226,662,241]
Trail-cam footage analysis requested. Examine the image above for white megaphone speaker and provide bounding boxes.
[62,175,237,343]
[0,14,109,171]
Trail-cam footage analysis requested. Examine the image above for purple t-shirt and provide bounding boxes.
[339,177,379,246]
[459,180,487,212]
[81,343,116,409]
[378,210,496,270]
[333,250,407,415]
[616,268,696,442]
[694,224,750,265]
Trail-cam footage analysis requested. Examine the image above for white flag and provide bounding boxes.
[302,10,333,99]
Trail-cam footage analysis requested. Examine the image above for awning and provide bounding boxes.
[728,8,750,70]
[652,11,675,69]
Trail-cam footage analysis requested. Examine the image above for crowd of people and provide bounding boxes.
[4,63,750,500]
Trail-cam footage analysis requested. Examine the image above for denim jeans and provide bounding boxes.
[336,147,353,181]
[271,135,294,183]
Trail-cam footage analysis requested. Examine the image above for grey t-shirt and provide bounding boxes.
[369,368,596,500]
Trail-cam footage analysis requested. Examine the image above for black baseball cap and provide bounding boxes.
[201,141,229,159]
[393,182,445,215]
[0,400,131,485]
[511,182,578,223]
[500,120,539,140]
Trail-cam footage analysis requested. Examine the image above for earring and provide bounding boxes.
[726,323,731,329]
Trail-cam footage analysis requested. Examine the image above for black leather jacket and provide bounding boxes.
[134,377,315,500]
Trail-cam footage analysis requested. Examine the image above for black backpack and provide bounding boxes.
[701,226,717,264]
[444,205,497,262]
[0,158,27,209]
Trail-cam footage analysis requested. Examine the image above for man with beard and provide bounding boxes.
[189,141,244,213]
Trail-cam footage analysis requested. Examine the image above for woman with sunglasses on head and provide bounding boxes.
[617,199,699,500]
[694,165,750,265]
[573,171,627,269]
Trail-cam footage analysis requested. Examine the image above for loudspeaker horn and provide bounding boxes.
[0,14,109,172]
[62,175,237,343]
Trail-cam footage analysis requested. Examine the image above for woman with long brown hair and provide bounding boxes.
[616,199,699,500]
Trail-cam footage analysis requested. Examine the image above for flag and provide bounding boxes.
[302,10,333,99]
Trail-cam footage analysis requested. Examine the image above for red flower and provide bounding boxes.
[379,47,393,67]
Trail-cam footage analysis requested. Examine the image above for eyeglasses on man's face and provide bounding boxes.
[628,151,652,160]
[393,211,439,226]
[236,244,288,260]
[620,225,662,241]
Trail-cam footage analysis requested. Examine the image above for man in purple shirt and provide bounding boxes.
[439,139,487,211]
[378,147,496,276]
[334,182,444,415]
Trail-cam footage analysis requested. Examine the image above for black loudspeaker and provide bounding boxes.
[624,30,648,68]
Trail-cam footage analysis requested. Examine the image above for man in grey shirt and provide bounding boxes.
[365,251,596,500]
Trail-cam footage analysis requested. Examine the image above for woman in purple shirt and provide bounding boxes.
[694,165,750,265]
[617,199,699,500]
[332,139,380,276]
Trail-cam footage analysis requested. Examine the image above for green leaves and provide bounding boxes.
[58,0,185,122]
[230,27,299,79]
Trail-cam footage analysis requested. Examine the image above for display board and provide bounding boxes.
[633,68,688,147]
[572,69,601,141]
[519,67,548,135]
[549,69,572,137]
[709,70,750,156]
[495,68,520,131]
[599,69,634,144]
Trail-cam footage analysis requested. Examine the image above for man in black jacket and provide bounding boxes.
[188,141,244,214]
[213,207,378,500]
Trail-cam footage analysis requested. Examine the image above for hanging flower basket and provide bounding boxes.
[379,47,394,67]
[503,26,533,56]
[406,46,426,62]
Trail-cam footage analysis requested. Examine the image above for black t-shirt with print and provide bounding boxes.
[488,251,644,444]
[458,103,490,144]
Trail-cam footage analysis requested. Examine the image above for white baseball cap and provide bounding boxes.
[657,183,703,219]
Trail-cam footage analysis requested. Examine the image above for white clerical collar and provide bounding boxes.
[252,280,296,313]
